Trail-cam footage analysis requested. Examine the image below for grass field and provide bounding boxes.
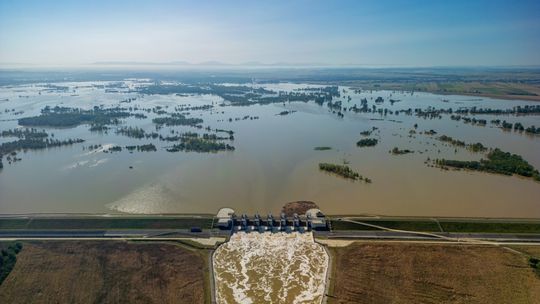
[344,80,540,101]
[2,216,540,234]
[0,241,208,304]
[329,242,540,304]
[331,219,440,231]
[330,218,540,233]
[0,217,213,230]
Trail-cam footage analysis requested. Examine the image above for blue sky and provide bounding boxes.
[1,0,539,66]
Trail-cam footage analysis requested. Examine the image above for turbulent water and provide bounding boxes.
[213,232,329,304]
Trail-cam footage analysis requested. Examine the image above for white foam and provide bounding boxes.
[106,183,176,214]
[80,143,115,156]
[88,158,109,168]
[213,232,328,304]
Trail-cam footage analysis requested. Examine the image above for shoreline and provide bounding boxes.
[1,213,539,221]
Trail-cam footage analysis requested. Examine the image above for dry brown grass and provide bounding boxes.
[511,246,540,258]
[329,242,540,304]
[0,241,206,304]
[281,200,319,217]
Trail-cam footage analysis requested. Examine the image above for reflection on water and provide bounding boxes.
[213,232,328,304]
[0,81,539,217]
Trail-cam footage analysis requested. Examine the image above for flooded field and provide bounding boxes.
[0,80,539,217]
[212,232,328,304]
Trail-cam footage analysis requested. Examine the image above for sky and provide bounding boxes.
[0,0,539,67]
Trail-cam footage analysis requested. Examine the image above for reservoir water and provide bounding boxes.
[1,81,539,217]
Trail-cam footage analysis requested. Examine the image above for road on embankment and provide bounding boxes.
[1,229,540,245]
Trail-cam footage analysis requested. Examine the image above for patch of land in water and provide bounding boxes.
[0,241,208,304]
[281,201,319,217]
[329,242,540,303]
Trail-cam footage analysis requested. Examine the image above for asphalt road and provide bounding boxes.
[315,231,540,243]
[1,229,540,243]
[0,229,230,239]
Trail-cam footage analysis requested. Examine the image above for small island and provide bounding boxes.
[281,201,319,217]
[356,138,378,147]
[437,135,488,153]
[391,147,413,155]
[435,148,540,181]
[319,163,371,183]
[314,146,332,151]
[167,137,234,153]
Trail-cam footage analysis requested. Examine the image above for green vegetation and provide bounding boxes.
[0,217,213,230]
[167,137,234,153]
[105,145,122,153]
[1,128,84,162]
[116,126,146,139]
[314,146,332,151]
[1,128,48,139]
[89,124,109,132]
[525,125,540,135]
[277,110,296,116]
[319,163,371,183]
[356,138,378,147]
[330,220,382,231]
[354,79,540,101]
[440,221,540,233]
[391,147,413,155]
[468,142,488,153]
[453,116,540,135]
[331,218,540,233]
[436,148,540,181]
[125,144,157,152]
[18,106,131,128]
[437,135,488,152]
[331,219,440,231]
[359,130,371,136]
[360,127,378,136]
[0,242,22,285]
[529,258,540,277]
[140,83,339,106]
[0,138,85,158]
[152,114,203,127]
[437,135,465,147]
[455,105,540,115]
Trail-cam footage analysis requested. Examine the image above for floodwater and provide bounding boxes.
[212,232,328,304]
[0,80,539,217]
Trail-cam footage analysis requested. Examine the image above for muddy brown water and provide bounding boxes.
[1,81,539,218]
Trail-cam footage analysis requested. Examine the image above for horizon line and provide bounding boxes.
[1,61,540,70]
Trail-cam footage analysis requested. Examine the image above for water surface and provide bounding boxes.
[1,81,539,217]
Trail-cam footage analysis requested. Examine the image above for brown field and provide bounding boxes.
[329,242,540,304]
[0,241,207,304]
[511,246,540,258]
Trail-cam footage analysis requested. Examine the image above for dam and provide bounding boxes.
[215,207,330,232]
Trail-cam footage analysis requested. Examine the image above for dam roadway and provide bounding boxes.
[1,229,540,245]
[1,214,540,245]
